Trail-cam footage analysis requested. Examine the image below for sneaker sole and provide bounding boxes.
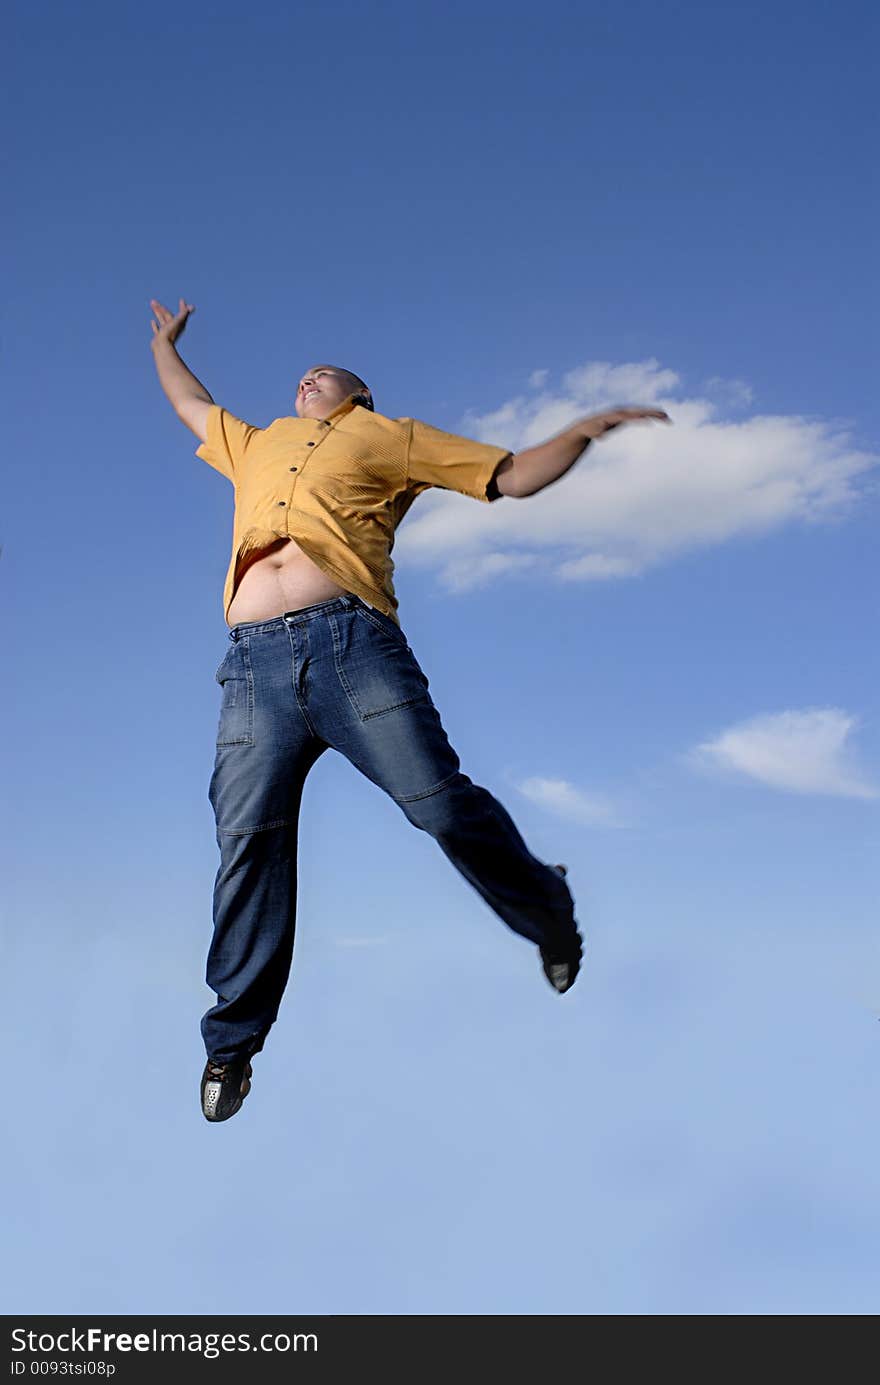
[201,1063,252,1122]
[541,863,582,994]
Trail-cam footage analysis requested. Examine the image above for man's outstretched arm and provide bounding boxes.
[490,406,672,499]
[149,297,214,443]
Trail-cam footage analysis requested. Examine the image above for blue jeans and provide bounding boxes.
[202,593,578,1060]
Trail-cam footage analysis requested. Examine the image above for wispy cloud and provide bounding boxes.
[702,375,755,411]
[692,709,878,800]
[516,776,621,826]
[556,554,640,581]
[395,359,877,593]
[437,551,537,593]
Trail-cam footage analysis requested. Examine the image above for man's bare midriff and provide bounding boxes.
[226,538,349,626]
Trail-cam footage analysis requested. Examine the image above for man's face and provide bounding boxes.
[295,365,365,420]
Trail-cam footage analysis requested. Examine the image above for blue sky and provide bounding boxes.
[3,0,878,1315]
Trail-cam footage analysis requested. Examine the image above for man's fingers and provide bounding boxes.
[590,405,673,439]
[150,298,195,326]
[616,408,668,419]
[148,297,197,344]
[610,408,671,425]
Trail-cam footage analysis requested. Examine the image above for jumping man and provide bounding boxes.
[149,297,670,1122]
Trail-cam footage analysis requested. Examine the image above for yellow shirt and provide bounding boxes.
[196,394,510,626]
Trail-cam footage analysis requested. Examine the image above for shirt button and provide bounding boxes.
[306,442,315,447]
[289,466,297,472]
[277,500,286,506]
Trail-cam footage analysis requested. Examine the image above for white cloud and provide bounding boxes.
[556,554,640,581]
[561,359,681,407]
[692,709,878,800]
[702,375,755,410]
[517,776,621,826]
[395,359,878,592]
[437,551,537,593]
[528,368,549,388]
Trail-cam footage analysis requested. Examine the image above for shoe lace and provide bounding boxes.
[206,1060,229,1080]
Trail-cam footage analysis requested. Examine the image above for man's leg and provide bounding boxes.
[308,599,580,975]
[202,620,326,1076]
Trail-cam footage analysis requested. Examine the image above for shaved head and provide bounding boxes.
[296,365,374,419]
[310,364,370,396]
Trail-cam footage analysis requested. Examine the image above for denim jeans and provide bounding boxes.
[202,593,578,1060]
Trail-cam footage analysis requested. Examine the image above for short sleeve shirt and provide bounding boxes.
[196,395,510,625]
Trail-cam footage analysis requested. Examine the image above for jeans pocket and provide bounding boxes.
[334,608,429,721]
[215,639,255,746]
[354,602,409,647]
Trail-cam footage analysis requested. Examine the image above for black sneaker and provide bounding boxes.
[540,864,583,995]
[200,1055,253,1122]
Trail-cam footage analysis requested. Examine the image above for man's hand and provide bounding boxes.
[150,297,195,349]
[577,406,671,441]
